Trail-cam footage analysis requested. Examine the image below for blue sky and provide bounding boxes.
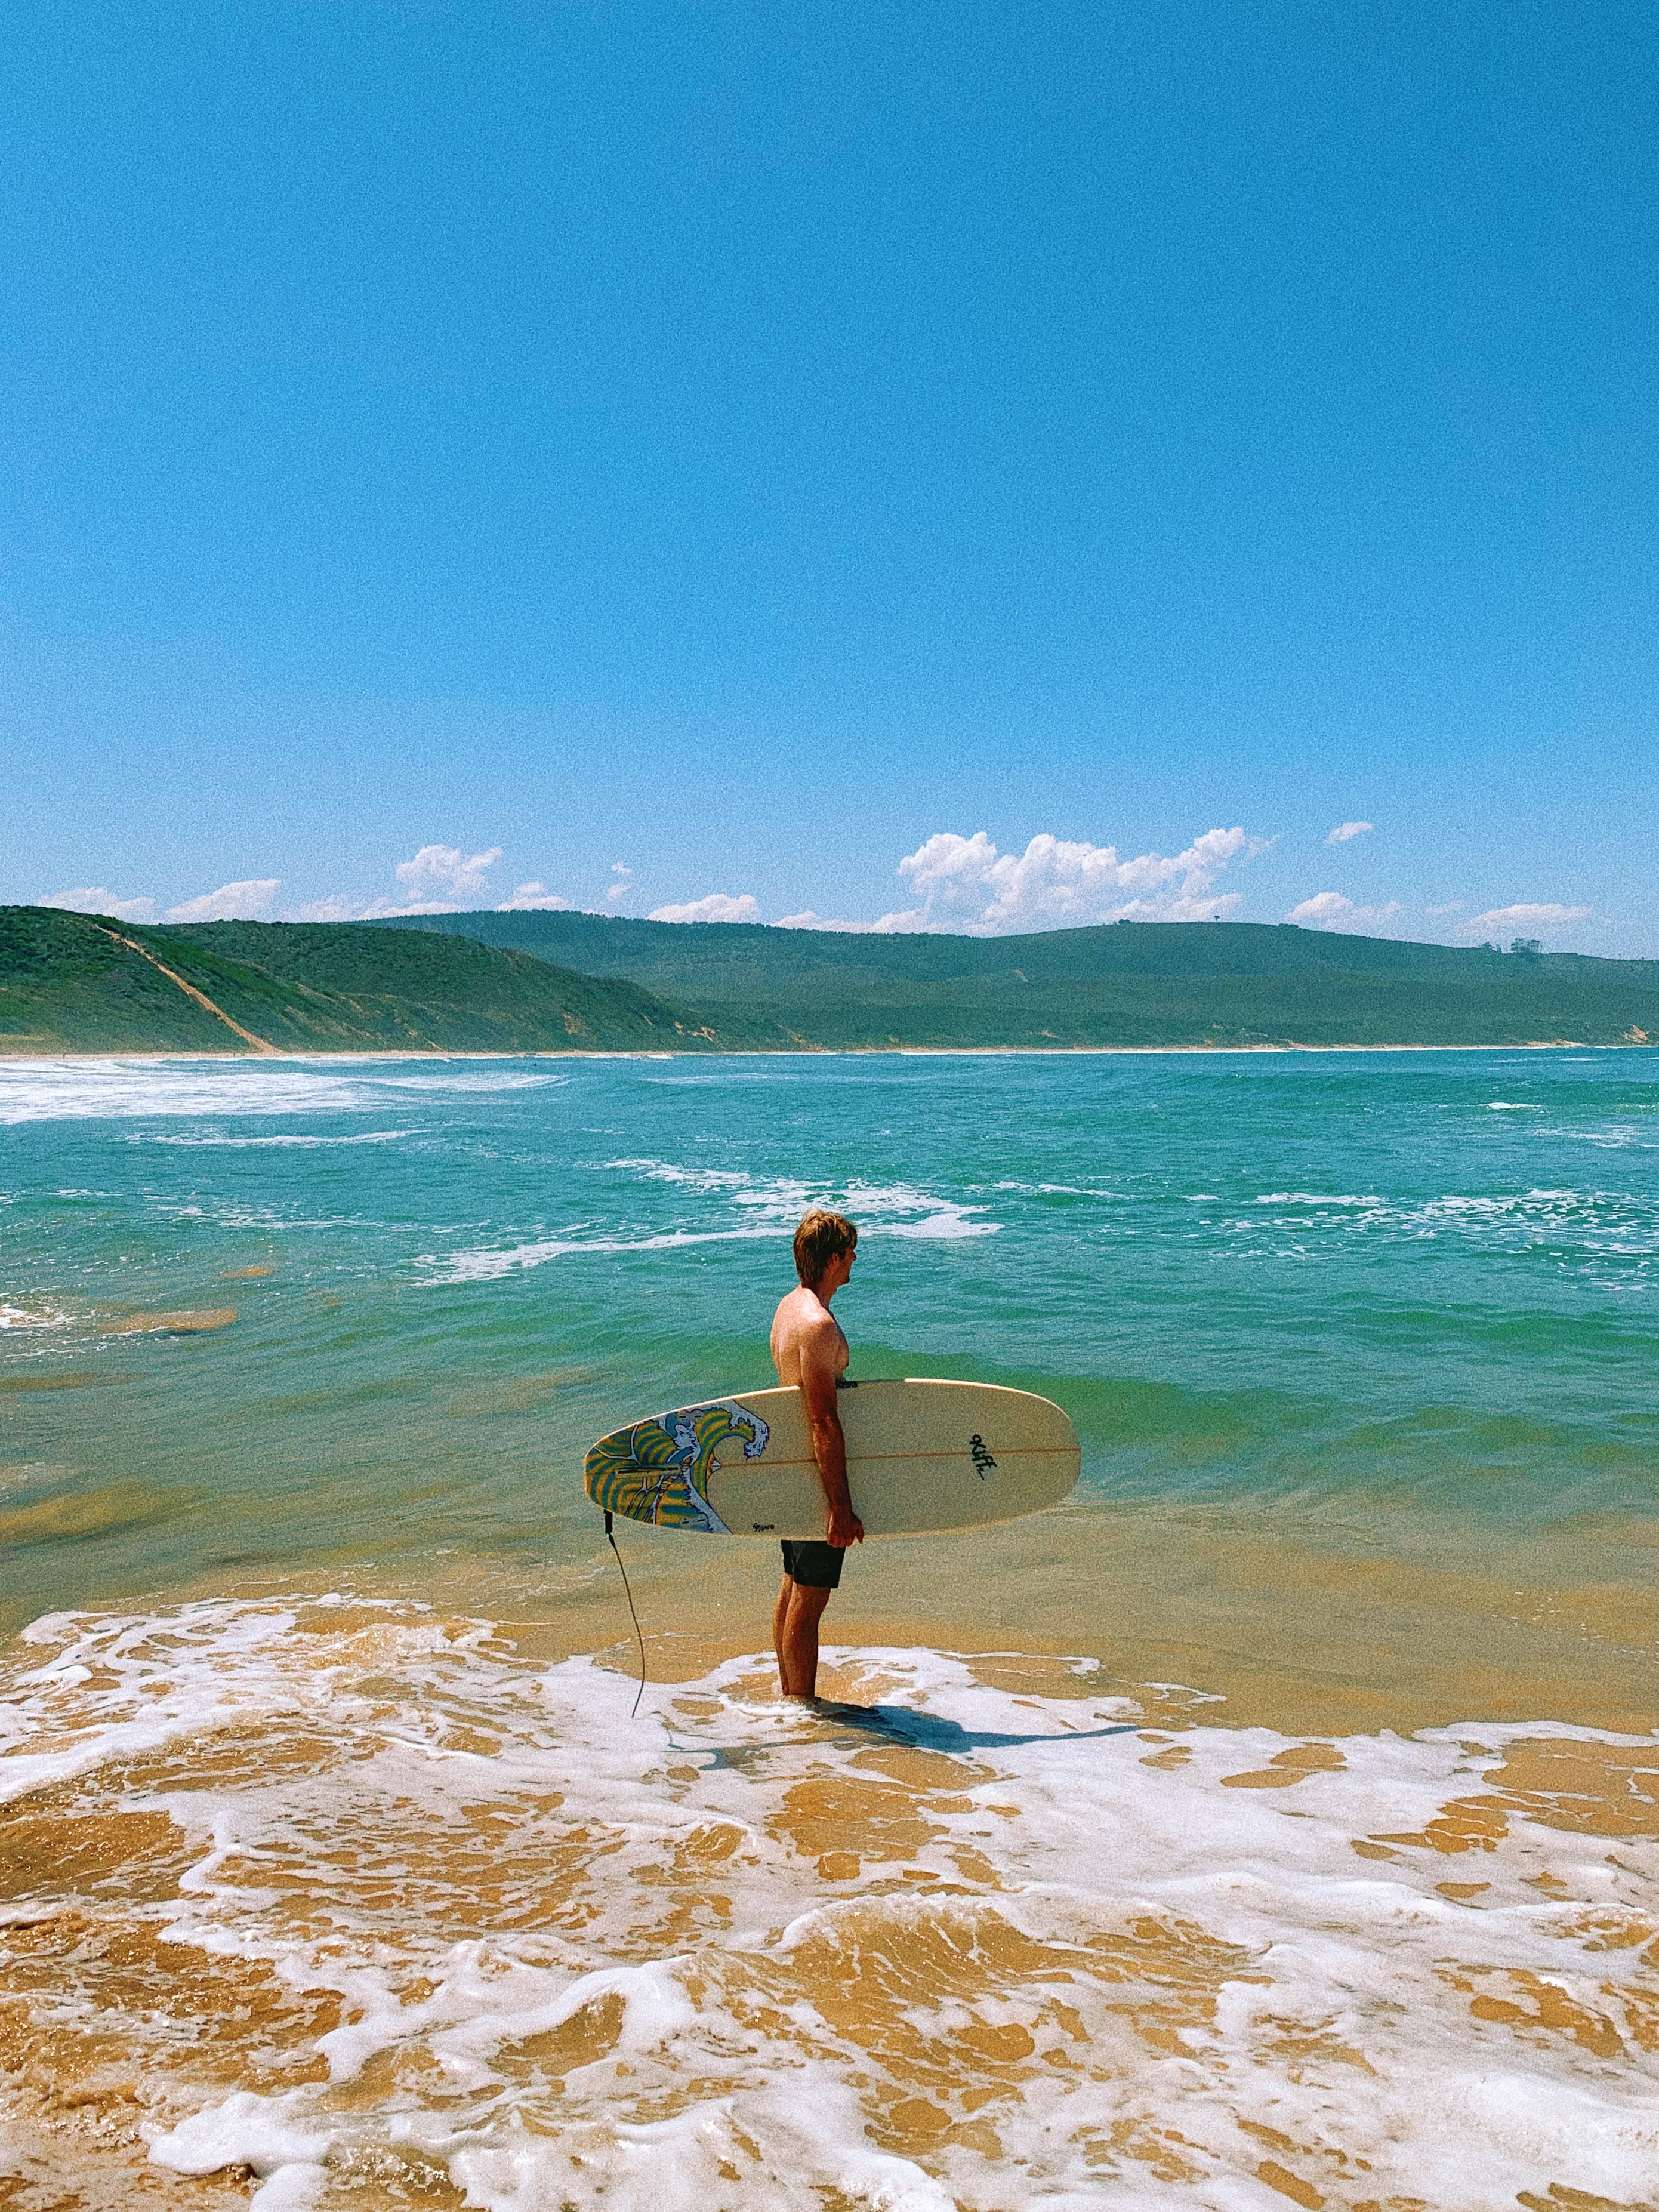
[4,1,1654,950]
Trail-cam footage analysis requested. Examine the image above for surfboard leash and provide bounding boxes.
[602,1511,647,1718]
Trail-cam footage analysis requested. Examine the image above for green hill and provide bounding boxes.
[0,908,745,1055]
[5,905,1652,1056]
[374,910,1657,1050]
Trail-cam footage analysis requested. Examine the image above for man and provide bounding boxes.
[769,1208,865,1700]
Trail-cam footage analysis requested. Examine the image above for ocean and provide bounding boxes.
[1,1047,1655,2209]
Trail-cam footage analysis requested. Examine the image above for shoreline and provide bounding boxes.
[0,1039,1645,1064]
[9,1493,1656,1743]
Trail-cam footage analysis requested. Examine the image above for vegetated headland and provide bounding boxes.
[1,903,1653,1056]
[0,907,717,1056]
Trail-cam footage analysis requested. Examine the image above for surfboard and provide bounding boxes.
[584,1379,1080,1538]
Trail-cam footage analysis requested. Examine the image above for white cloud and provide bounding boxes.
[393,843,501,902]
[605,862,634,909]
[166,879,280,923]
[885,825,1251,935]
[289,895,360,923]
[1285,892,1405,932]
[283,843,512,920]
[1287,892,1354,923]
[36,886,157,922]
[647,892,763,925]
[1287,894,1592,945]
[1460,903,1590,936]
[1325,821,1374,845]
[358,898,462,919]
[775,909,934,932]
[498,882,570,912]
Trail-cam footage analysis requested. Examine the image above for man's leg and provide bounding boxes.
[777,1579,834,1700]
[772,1572,794,1691]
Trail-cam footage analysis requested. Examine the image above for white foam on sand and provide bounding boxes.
[4,1596,1655,2210]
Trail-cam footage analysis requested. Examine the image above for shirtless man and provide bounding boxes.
[769,1209,865,1700]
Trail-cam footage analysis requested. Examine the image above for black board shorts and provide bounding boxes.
[780,1539,846,1591]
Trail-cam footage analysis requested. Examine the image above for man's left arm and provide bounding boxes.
[798,1329,864,1548]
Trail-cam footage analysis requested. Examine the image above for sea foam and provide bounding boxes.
[423,1163,1001,1281]
[2,1596,1654,2211]
[0,1056,564,1124]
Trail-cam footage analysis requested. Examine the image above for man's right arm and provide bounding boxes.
[798,1327,864,1548]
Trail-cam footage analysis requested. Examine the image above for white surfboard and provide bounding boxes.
[584,1378,1080,1538]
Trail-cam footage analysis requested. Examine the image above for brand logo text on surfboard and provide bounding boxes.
[969,1433,997,1478]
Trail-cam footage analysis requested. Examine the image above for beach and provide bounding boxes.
[2,1047,1655,2208]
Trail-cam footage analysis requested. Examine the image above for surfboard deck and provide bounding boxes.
[584,1379,1080,1538]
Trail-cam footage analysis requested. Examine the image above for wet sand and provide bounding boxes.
[1,1592,1654,2210]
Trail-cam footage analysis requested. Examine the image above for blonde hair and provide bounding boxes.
[793,1209,856,1286]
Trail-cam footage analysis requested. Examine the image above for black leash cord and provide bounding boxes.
[603,1510,647,1718]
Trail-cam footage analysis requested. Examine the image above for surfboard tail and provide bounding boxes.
[584,1403,758,1533]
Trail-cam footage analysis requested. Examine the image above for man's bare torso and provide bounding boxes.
[769,1286,850,1387]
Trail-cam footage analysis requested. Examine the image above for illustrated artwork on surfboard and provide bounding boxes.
[585,1378,1080,1539]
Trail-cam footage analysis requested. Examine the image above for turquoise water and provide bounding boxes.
[4,1049,1658,2210]
[2,1048,1654,1633]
